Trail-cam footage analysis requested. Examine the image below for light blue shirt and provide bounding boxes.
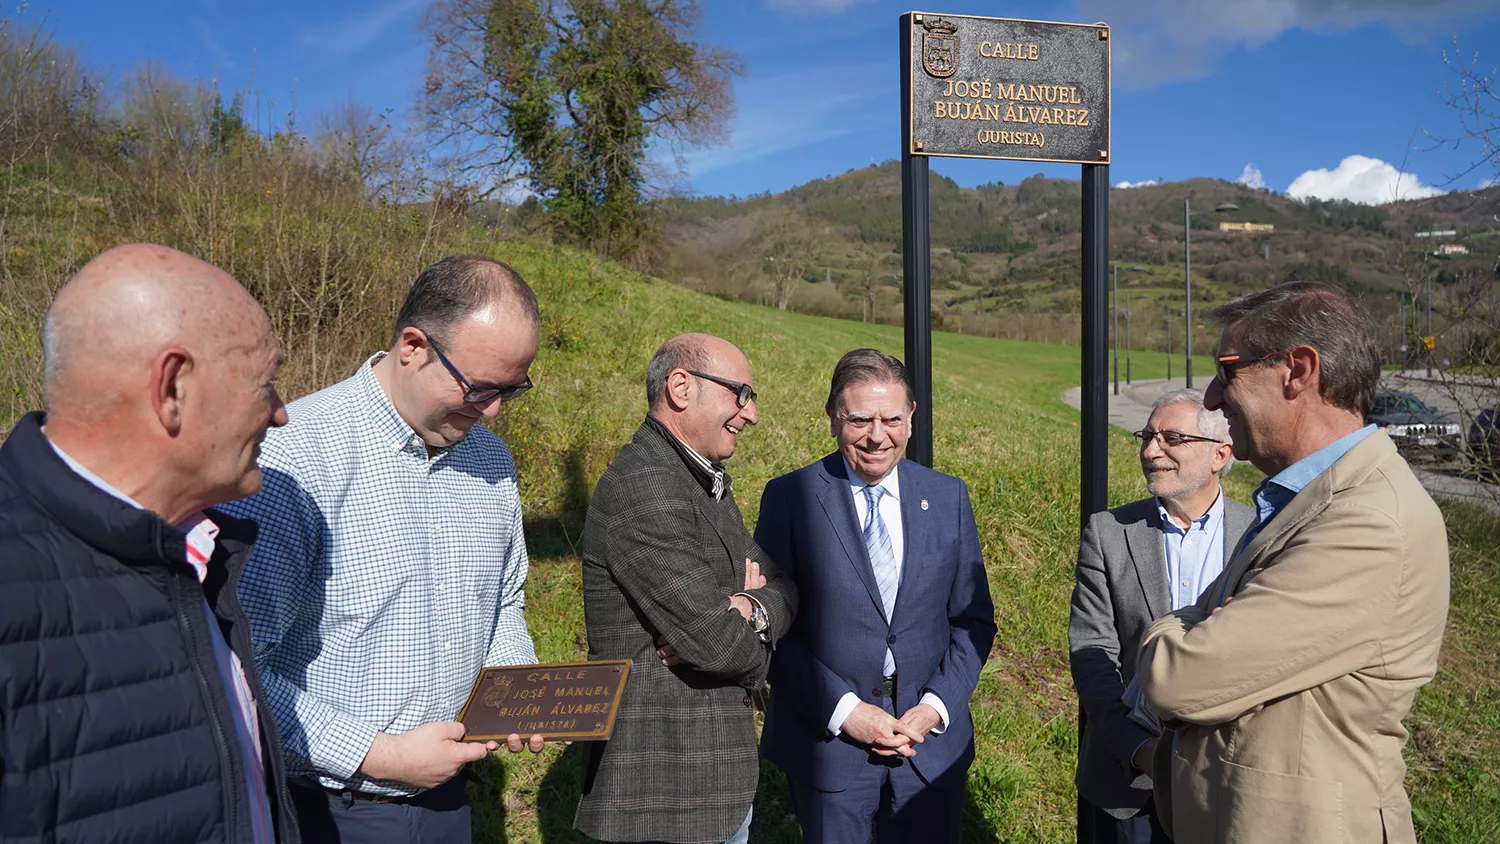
[1252,424,1379,529]
[1213,424,1379,608]
[1157,490,1228,611]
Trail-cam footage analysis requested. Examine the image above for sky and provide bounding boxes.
[31,0,1500,203]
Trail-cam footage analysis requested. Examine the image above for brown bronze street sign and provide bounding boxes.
[906,12,1110,164]
[457,659,631,742]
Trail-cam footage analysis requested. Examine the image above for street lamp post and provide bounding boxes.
[1112,263,1120,396]
[1166,309,1173,382]
[1426,275,1434,377]
[1184,200,1192,388]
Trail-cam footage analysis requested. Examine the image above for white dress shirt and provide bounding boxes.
[827,460,950,736]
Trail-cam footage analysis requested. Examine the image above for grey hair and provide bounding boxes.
[645,336,712,409]
[391,255,539,348]
[1151,388,1234,477]
[825,348,914,416]
[39,306,63,412]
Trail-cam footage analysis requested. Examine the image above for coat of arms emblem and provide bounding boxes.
[481,673,515,707]
[922,17,958,78]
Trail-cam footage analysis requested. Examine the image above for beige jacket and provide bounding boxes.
[1139,431,1449,844]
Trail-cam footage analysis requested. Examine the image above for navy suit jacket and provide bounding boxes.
[755,454,996,790]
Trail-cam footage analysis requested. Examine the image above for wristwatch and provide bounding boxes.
[750,603,770,642]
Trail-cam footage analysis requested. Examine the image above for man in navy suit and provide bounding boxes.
[755,348,996,844]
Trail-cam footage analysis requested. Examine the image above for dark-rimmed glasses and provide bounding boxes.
[687,370,757,408]
[1215,350,1292,383]
[427,336,533,404]
[1134,428,1225,448]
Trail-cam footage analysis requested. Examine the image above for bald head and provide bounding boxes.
[646,333,745,410]
[41,244,287,522]
[645,333,758,462]
[44,244,269,418]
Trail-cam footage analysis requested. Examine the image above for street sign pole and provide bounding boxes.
[1112,263,1120,396]
[900,15,934,468]
[1081,166,1110,520]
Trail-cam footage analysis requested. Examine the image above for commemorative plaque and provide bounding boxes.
[457,659,630,742]
[906,12,1110,164]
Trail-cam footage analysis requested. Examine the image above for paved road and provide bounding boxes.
[1062,375,1500,513]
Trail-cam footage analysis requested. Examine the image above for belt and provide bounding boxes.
[872,676,897,698]
[293,778,428,806]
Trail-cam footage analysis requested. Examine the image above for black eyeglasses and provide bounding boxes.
[687,370,758,408]
[1134,428,1225,448]
[426,336,533,404]
[1215,349,1291,383]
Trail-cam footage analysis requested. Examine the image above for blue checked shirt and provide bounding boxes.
[222,354,537,796]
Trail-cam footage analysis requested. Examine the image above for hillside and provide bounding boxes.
[5,147,1498,839]
[654,164,1500,355]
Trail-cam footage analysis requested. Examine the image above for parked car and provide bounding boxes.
[1365,390,1463,461]
[1469,405,1500,472]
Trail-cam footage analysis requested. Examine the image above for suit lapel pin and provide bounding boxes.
[920,499,929,511]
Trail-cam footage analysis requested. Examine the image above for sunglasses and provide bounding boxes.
[1215,349,1291,383]
[1134,428,1225,448]
[427,336,533,404]
[687,370,758,408]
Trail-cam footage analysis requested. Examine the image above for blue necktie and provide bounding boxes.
[863,485,899,677]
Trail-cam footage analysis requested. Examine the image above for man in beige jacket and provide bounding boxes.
[1138,281,1450,844]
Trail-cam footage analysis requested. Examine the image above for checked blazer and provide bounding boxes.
[574,417,797,844]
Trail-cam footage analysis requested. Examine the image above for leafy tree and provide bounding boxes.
[422,0,740,261]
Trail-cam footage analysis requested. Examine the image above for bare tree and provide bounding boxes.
[746,210,819,311]
[315,100,424,204]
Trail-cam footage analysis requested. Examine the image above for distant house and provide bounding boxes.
[1435,243,1469,256]
[1219,221,1275,233]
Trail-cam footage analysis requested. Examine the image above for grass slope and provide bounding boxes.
[2,155,1489,837]
[464,243,1497,843]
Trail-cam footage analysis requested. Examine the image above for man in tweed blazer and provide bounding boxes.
[575,334,797,844]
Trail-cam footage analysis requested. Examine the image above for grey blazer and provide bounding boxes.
[1068,494,1255,817]
[573,417,798,843]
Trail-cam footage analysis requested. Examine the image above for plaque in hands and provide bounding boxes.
[457,660,631,742]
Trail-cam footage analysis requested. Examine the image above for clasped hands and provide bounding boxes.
[655,558,765,666]
[842,701,940,757]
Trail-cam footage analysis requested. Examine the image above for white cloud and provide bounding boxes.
[1236,163,1266,190]
[300,0,427,62]
[193,19,235,74]
[673,61,886,180]
[1115,179,1159,189]
[1481,176,1498,189]
[1074,0,1497,88]
[765,0,870,10]
[1285,155,1444,205]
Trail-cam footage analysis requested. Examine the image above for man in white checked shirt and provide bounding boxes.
[222,256,543,844]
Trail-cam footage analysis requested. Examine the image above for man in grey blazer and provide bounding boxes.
[575,333,797,844]
[1069,389,1254,844]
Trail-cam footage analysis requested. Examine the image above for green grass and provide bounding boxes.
[418,245,1491,842]
[4,152,1491,843]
